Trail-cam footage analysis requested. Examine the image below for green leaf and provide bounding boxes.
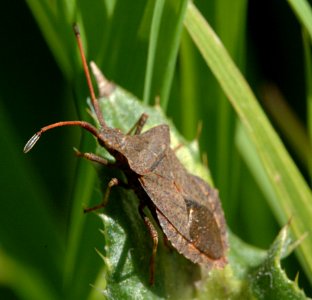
[249,226,308,300]
[83,77,309,298]
[89,84,209,299]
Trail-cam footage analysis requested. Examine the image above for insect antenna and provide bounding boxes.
[23,25,106,153]
[73,24,106,128]
[23,121,99,153]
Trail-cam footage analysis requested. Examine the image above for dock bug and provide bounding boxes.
[24,25,228,285]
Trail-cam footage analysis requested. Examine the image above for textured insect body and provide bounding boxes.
[139,143,227,268]
[24,25,228,284]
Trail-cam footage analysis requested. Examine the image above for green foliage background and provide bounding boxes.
[0,0,311,298]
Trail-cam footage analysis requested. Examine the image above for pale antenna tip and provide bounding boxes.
[23,132,41,153]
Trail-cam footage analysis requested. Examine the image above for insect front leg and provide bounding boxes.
[84,178,120,213]
[127,113,149,135]
[74,148,115,167]
[139,202,159,285]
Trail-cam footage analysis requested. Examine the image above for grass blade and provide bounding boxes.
[287,0,312,41]
[303,29,312,183]
[143,0,165,105]
[147,0,189,109]
[261,84,311,170]
[25,0,75,79]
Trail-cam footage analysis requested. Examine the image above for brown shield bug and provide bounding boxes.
[24,25,228,285]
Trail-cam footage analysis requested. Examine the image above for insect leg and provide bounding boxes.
[138,202,158,285]
[74,148,115,167]
[127,113,149,135]
[163,234,172,251]
[84,178,119,213]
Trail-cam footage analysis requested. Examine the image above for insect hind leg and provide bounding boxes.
[139,202,158,285]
